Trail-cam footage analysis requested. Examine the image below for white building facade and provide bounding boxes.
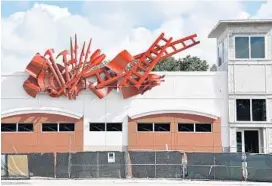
[1,71,228,153]
[209,19,272,153]
[2,19,271,154]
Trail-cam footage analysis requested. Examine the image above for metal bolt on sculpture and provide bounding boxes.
[23,33,200,100]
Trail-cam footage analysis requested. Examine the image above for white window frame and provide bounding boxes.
[217,42,224,67]
[89,123,106,132]
[236,131,243,152]
[42,123,75,133]
[137,122,170,133]
[137,123,154,133]
[217,36,229,69]
[41,123,59,133]
[178,123,212,133]
[235,98,267,123]
[223,37,228,63]
[58,123,75,133]
[106,123,123,132]
[236,129,261,153]
[1,123,18,133]
[17,123,34,133]
[89,123,123,132]
[1,123,34,133]
[233,35,266,60]
[154,123,171,133]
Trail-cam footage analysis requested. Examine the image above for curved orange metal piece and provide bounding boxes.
[25,53,47,78]
[89,49,101,63]
[88,81,116,99]
[106,50,134,74]
[23,76,41,98]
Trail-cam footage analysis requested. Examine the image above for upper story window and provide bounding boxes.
[236,99,266,121]
[223,38,228,63]
[217,38,228,67]
[235,36,265,59]
[218,42,223,66]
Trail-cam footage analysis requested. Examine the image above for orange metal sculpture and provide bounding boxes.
[23,33,200,100]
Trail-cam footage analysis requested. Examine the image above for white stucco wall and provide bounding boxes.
[214,21,272,153]
[1,71,228,151]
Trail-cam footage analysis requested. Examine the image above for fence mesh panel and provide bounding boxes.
[1,151,272,182]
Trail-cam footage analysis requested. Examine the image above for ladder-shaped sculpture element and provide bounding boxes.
[118,33,173,89]
[133,34,200,60]
[126,34,200,90]
[119,33,200,90]
[94,33,200,90]
[94,33,171,89]
[76,33,200,98]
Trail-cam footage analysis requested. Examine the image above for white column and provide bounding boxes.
[262,128,267,153]
[229,127,237,152]
[267,128,272,153]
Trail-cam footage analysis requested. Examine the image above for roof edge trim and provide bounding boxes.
[129,110,219,120]
[1,107,83,119]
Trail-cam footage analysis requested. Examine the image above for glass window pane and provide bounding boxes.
[195,124,212,132]
[42,123,58,132]
[154,123,170,132]
[252,99,266,121]
[137,123,153,132]
[236,132,242,153]
[18,123,33,132]
[89,123,105,131]
[1,123,17,132]
[218,43,223,66]
[59,123,75,131]
[251,37,265,58]
[223,38,228,63]
[178,123,194,132]
[107,123,122,131]
[236,99,251,121]
[235,37,249,58]
[244,131,259,153]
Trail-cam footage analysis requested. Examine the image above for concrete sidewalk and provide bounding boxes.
[1,179,270,186]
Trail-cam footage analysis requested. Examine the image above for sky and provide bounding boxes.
[1,0,272,74]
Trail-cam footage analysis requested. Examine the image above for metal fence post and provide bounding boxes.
[155,151,157,178]
[68,152,71,178]
[182,152,188,180]
[242,153,248,181]
[68,136,72,178]
[54,152,57,178]
[97,152,100,178]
